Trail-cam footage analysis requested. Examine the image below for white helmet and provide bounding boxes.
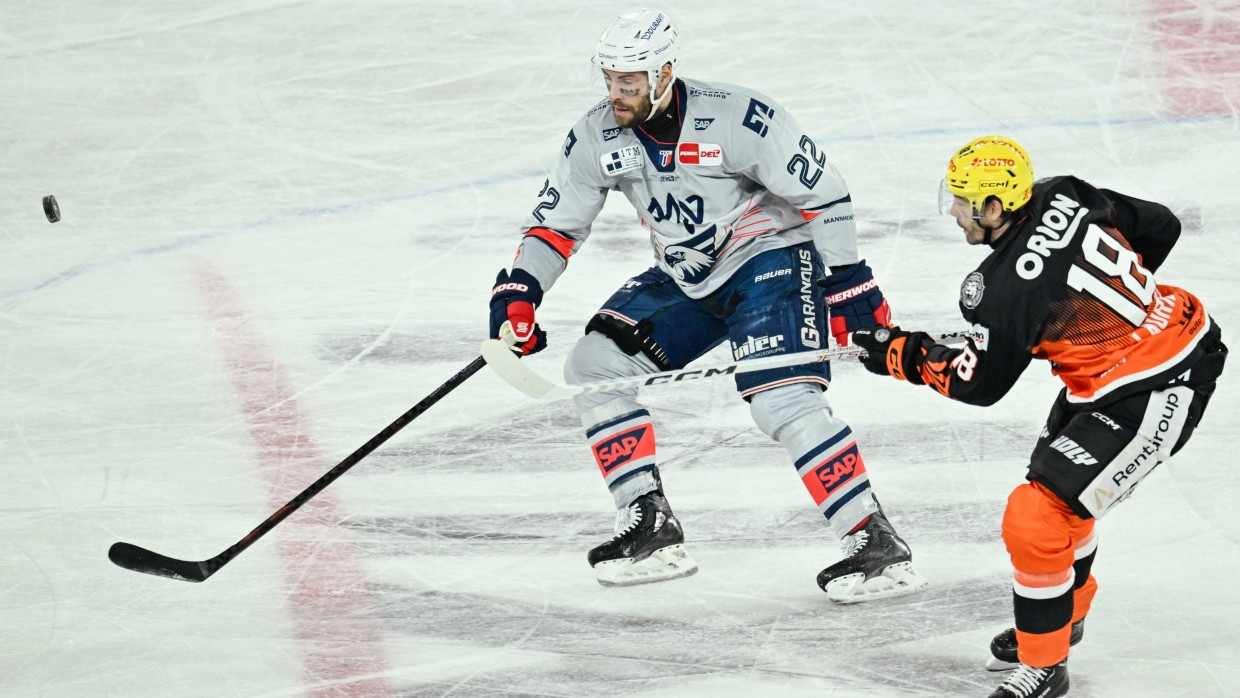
[593,8,680,106]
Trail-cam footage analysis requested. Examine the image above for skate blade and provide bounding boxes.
[825,561,929,604]
[986,657,1019,672]
[595,544,699,588]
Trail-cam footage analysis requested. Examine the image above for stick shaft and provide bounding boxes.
[109,356,488,582]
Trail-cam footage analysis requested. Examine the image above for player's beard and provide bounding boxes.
[612,94,653,128]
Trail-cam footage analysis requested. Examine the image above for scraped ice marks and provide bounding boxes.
[1145,1,1240,118]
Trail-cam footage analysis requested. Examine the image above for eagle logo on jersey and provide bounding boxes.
[960,271,986,309]
[661,222,732,285]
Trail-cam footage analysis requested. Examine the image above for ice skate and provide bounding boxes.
[988,660,1069,698]
[987,619,1084,671]
[816,508,928,603]
[588,491,698,587]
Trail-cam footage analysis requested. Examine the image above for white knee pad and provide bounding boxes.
[750,383,837,445]
[565,330,659,429]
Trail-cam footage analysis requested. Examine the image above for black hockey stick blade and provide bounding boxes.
[108,355,487,582]
[108,542,210,582]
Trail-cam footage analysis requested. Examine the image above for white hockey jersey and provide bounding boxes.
[512,78,859,299]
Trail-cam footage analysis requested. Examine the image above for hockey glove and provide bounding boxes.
[489,268,547,355]
[851,325,932,385]
[819,260,892,346]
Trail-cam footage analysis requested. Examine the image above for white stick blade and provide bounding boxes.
[480,340,555,398]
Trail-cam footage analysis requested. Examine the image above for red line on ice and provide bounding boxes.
[192,258,390,698]
[1146,1,1240,117]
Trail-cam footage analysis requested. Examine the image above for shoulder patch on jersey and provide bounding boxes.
[960,271,986,309]
[601,146,643,176]
[677,143,722,166]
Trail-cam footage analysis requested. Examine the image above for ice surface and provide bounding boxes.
[2,1,1238,696]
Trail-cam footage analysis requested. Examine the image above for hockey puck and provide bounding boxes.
[43,195,60,223]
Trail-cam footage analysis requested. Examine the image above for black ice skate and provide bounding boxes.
[988,660,1069,698]
[816,508,928,603]
[987,619,1085,671]
[587,490,698,587]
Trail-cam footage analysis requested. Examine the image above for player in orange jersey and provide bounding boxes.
[850,135,1227,698]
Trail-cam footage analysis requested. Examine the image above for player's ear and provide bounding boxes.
[658,63,673,88]
[986,196,1006,221]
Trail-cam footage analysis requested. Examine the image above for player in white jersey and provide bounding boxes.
[488,8,927,601]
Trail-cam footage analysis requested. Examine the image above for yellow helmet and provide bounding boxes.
[941,135,1034,217]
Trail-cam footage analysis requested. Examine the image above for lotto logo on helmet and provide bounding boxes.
[971,157,1017,167]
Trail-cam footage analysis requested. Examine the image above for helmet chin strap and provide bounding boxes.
[979,220,996,245]
[644,69,674,122]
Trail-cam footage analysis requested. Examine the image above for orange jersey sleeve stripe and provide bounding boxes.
[523,227,576,259]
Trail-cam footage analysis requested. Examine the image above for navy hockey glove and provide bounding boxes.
[851,325,931,385]
[819,261,892,346]
[489,268,547,355]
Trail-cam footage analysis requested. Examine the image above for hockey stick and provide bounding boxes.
[480,338,865,400]
[108,356,488,582]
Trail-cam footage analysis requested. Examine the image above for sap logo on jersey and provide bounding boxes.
[693,118,715,131]
[677,143,722,166]
[602,127,621,141]
[1017,194,1089,280]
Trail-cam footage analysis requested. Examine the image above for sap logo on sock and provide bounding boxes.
[693,118,715,131]
[814,444,864,492]
[593,426,651,473]
[1049,435,1097,466]
[732,334,783,360]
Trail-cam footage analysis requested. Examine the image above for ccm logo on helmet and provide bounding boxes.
[493,282,529,295]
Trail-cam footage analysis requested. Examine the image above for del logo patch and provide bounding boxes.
[677,142,722,166]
